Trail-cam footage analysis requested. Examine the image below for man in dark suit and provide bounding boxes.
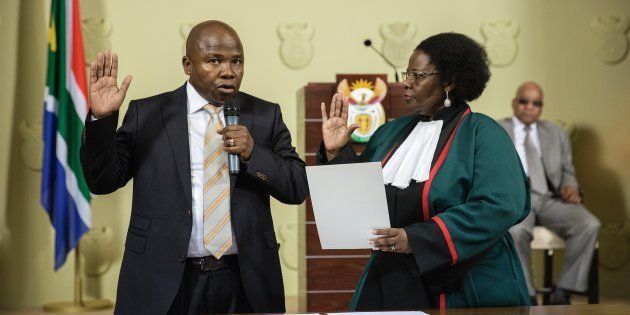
[80,20,308,314]
[498,82,600,305]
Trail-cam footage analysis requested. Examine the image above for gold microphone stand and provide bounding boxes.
[43,243,113,312]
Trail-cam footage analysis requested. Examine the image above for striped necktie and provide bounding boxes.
[524,125,549,195]
[202,104,233,258]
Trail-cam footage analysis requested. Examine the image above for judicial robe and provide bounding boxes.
[318,103,531,310]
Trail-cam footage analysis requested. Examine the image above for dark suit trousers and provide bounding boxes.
[167,255,253,314]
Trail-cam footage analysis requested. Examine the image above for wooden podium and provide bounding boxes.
[301,74,406,312]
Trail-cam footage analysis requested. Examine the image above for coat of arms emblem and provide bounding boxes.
[337,78,387,143]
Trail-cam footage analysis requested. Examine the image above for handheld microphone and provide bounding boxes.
[363,39,400,82]
[224,98,240,175]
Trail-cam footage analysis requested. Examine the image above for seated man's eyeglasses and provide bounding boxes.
[517,98,544,107]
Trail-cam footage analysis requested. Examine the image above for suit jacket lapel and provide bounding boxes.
[162,84,193,208]
[230,93,253,193]
[537,121,552,177]
[503,118,515,142]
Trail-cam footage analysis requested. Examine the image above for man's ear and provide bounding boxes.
[182,56,191,75]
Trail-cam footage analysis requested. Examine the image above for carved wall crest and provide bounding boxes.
[380,22,417,67]
[591,16,630,64]
[18,121,43,171]
[81,18,112,65]
[80,226,114,277]
[599,223,630,270]
[481,19,519,67]
[277,23,315,69]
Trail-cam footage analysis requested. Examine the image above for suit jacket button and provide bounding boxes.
[186,208,191,216]
[178,255,186,263]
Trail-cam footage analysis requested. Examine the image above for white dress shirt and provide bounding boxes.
[382,120,443,189]
[186,81,237,257]
[512,116,542,176]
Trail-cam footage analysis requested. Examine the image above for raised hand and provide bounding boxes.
[321,92,359,159]
[89,50,132,119]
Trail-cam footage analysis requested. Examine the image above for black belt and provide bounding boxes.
[188,255,236,272]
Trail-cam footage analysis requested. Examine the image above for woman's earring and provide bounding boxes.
[444,90,451,107]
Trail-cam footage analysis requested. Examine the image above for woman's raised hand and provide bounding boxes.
[321,92,359,158]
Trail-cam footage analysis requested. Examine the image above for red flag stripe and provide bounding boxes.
[69,0,88,108]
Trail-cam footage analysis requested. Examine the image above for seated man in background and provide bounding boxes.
[498,82,600,305]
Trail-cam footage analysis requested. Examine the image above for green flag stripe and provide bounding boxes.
[47,0,90,201]
[56,90,91,201]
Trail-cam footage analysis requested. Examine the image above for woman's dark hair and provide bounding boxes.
[417,32,490,102]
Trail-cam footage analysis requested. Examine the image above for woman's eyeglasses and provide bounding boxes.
[401,70,439,81]
[517,98,543,107]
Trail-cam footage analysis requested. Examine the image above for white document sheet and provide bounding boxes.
[306,162,391,249]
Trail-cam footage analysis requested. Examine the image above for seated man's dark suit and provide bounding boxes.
[80,84,308,314]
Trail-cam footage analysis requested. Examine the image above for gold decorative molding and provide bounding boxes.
[277,23,315,70]
[18,121,43,171]
[481,19,519,67]
[80,226,114,277]
[591,16,630,65]
[81,18,112,66]
[379,21,417,67]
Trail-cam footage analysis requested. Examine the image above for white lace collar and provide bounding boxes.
[382,120,443,188]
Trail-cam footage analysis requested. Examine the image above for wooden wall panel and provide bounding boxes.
[307,292,355,313]
[305,83,337,119]
[305,121,323,153]
[303,79,405,312]
[306,198,314,222]
[307,258,369,290]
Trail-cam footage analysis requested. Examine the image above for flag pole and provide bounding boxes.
[43,241,113,312]
[74,243,83,307]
